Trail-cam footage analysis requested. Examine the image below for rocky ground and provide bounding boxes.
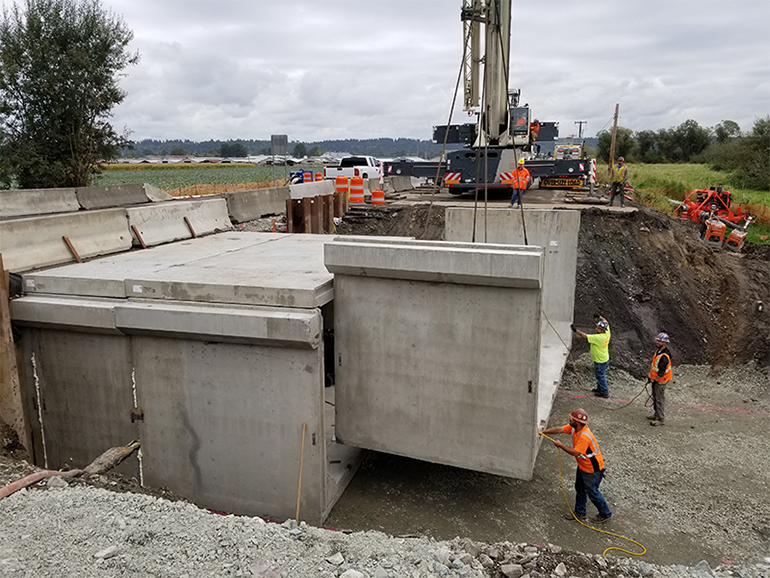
[1,200,769,577]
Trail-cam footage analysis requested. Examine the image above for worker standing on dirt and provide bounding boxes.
[609,157,628,208]
[509,158,530,207]
[571,316,611,398]
[539,408,612,524]
[647,332,672,427]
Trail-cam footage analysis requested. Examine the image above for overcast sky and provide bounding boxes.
[94,0,770,142]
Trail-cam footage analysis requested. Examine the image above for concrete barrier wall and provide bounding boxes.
[127,198,231,247]
[0,188,80,219]
[224,186,291,222]
[327,239,544,479]
[0,208,132,272]
[289,180,335,199]
[76,183,171,209]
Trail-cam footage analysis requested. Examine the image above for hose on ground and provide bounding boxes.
[0,468,82,501]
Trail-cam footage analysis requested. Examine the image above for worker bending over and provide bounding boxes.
[540,408,612,524]
[647,332,672,427]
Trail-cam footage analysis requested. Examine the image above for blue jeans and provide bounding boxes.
[575,468,612,518]
[510,188,524,206]
[594,360,609,395]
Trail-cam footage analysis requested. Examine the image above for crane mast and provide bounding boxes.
[461,0,525,148]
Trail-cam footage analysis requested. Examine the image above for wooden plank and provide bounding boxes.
[183,216,198,238]
[301,197,312,234]
[322,195,334,234]
[62,236,83,263]
[285,198,294,233]
[131,225,148,249]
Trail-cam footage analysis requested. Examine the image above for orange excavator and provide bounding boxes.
[674,186,754,251]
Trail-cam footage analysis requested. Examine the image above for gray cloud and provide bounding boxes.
[96,0,770,140]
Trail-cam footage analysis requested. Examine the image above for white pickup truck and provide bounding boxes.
[323,156,382,180]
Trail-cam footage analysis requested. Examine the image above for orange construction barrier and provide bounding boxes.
[303,171,312,183]
[315,173,323,181]
[349,176,364,204]
[371,189,385,205]
[335,175,349,197]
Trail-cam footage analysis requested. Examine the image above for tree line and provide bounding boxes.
[598,117,769,190]
[126,138,449,161]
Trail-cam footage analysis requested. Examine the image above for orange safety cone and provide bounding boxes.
[371,189,385,205]
[349,177,364,204]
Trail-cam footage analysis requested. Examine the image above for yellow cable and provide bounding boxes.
[538,432,646,558]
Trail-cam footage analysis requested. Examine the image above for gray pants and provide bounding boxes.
[609,181,625,206]
[652,381,666,421]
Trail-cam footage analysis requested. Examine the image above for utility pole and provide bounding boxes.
[608,103,619,175]
[574,120,587,139]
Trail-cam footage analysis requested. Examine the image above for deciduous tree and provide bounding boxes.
[0,0,138,188]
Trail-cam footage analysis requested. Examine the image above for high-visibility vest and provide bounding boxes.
[568,425,605,473]
[648,351,672,383]
[612,164,628,182]
[509,167,530,189]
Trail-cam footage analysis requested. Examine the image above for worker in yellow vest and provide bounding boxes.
[647,332,672,426]
[609,157,628,208]
[509,158,530,207]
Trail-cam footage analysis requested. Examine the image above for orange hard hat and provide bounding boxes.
[569,408,589,424]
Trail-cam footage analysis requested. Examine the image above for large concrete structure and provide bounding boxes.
[327,209,579,479]
[11,234,360,525]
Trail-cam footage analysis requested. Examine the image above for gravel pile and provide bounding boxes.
[0,478,768,578]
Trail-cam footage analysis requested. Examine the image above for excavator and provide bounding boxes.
[674,186,754,251]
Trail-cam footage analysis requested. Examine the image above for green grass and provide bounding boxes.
[596,163,770,244]
[96,163,324,192]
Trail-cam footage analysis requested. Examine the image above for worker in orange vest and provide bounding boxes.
[539,408,612,524]
[647,332,672,426]
[509,158,530,207]
[529,119,540,144]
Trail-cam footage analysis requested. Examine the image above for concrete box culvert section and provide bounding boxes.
[10,233,361,525]
[325,210,578,480]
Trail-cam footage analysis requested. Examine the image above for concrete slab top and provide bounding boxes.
[23,232,335,308]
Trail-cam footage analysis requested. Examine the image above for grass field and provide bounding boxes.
[596,162,770,244]
[97,163,324,196]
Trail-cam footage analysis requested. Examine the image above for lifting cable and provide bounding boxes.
[538,431,646,558]
[422,23,473,241]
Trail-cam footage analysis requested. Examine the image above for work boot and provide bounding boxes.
[593,391,609,398]
[646,415,657,420]
[650,420,665,427]
[591,514,611,524]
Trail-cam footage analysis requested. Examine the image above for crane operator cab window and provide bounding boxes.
[511,108,529,135]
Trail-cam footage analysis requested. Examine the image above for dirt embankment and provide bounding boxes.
[573,208,770,376]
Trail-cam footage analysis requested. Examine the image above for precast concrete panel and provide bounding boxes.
[76,183,171,209]
[327,240,545,479]
[289,180,335,199]
[445,208,580,323]
[17,329,138,477]
[126,198,231,247]
[132,336,327,524]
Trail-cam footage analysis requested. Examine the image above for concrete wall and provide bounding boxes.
[224,186,291,222]
[326,239,544,479]
[289,180,335,199]
[444,208,579,431]
[11,294,333,524]
[0,188,80,219]
[127,198,231,247]
[445,208,580,324]
[0,208,132,272]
